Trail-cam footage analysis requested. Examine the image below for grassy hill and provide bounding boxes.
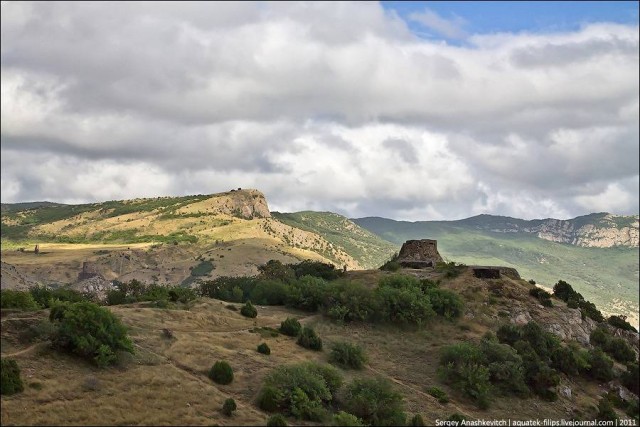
[354,217,639,326]
[2,265,636,425]
[272,211,398,269]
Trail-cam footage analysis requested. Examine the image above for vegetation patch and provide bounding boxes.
[328,341,367,370]
[1,359,24,395]
[49,301,134,367]
[343,377,406,426]
[209,361,234,385]
[257,362,342,421]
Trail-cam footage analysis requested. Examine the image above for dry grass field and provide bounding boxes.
[1,268,619,426]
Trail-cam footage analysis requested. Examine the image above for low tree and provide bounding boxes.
[1,358,24,395]
[209,361,234,385]
[49,301,134,367]
[240,301,258,318]
[222,398,237,416]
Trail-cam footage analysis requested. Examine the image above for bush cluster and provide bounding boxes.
[266,414,288,426]
[222,398,236,416]
[379,253,401,272]
[434,262,467,278]
[209,361,234,385]
[426,386,449,404]
[240,301,258,318]
[1,358,24,395]
[441,321,609,407]
[199,265,465,327]
[343,377,406,426]
[257,362,342,421]
[297,326,322,351]
[280,318,302,337]
[553,280,604,322]
[106,280,197,306]
[258,343,271,355]
[529,287,553,307]
[590,326,637,364]
[329,342,367,370]
[607,315,638,333]
[49,301,134,367]
[1,289,40,310]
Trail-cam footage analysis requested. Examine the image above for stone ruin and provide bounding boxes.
[78,262,99,281]
[397,239,444,269]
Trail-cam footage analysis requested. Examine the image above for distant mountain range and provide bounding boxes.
[1,191,638,325]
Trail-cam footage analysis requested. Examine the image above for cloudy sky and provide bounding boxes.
[1,1,638,221]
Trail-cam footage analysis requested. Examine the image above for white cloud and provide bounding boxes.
[1,2,638,220]
[409,8,468,40]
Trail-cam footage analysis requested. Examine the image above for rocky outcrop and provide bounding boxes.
[74,275,114,300]
[397,239,443,268]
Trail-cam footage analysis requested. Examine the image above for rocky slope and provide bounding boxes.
[458,212,639,248]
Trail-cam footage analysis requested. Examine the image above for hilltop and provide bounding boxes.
[0,190,394,292]
[354,214,639,327]
[1,262,638,425]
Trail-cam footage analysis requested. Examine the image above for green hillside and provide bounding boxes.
[354,217,639,323]
[272,211,398,269]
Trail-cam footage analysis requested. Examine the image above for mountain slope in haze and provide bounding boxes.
[354,215,639,326]
[457,212,639,247]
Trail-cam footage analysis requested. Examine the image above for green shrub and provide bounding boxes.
[1,359,24,395]
[579,299,604,323]
[496,324,521,346]
[258,362,342,421]
[622,363,639,395]
[297,327,322,351]
[375,285,434,325]
[280,318,302,337]
[425,288,464,319]
[29,285,86,308]
[587,348,614,382]
[379,260,401,272]
[222,398,236,416]
[378,274,421,290]
[331,411,364,426]
[439,342,491,408]
[285,276,326,312]
[250,280,289,305]
[209,361,234,385]
[596,397,618,422]
[323,281,380,323]
[426,386,449,403]
[435,262,466,278]
[199,276,256,301]
[266,414,288,426]
[480,337,528,396]
[590,326,637,363]
[550,342,591,376]
[258,343,271,355]
[258,260,296,283]
[240,301,258,318]
[289,260,344,281]
[1,289,39,310]
[553,280,576,302]
[329,342,367,369]
[410,414,426,426]
[49,301,134,367]
[343,377,406,426]
[608,315,638,333]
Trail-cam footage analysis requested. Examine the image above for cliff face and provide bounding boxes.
[464,213,639,248]
[173,189,271,219]
[533,214,639,248]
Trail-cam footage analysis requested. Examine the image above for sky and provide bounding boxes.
[1,1,638,221]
